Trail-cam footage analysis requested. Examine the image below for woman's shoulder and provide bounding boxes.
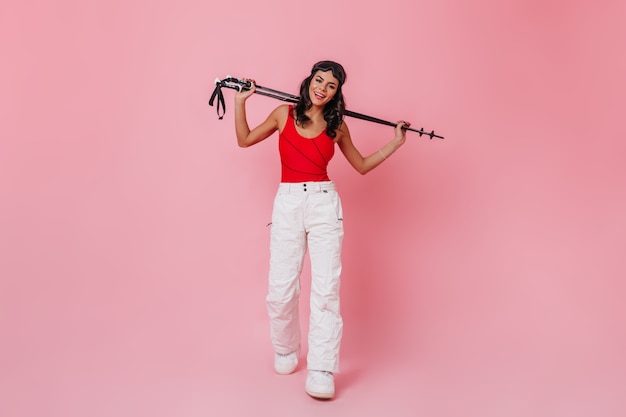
[335,120,351,143]
[279,104,291,112]
[270,104,290,118]
[270,104,291,132]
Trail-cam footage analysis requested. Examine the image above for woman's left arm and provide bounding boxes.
[337,120,410,175]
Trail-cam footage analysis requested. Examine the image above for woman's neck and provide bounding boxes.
[306,105,325,123]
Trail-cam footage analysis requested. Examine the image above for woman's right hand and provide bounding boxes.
[235,79,256,103]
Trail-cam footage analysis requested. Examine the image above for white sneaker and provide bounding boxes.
[305,370,335,399]
[274,348,299,375]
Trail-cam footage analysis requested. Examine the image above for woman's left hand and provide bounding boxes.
[394,120,411,146]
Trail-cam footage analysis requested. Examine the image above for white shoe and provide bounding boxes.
[305,370,335,399]
[274,348,299,375]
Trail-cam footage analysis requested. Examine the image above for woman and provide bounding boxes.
[234,61,409,399]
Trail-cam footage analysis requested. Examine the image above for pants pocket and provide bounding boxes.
[324,190,343,222]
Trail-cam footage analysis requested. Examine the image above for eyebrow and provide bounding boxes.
[315,74,337,87]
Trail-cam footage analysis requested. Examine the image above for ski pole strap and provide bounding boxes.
[209,79,226,119]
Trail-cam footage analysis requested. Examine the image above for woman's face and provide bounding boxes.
[309,70,339,107]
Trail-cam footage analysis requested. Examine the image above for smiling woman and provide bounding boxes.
[233,60,411,400]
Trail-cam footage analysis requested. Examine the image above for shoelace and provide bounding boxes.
[311,370,333,380]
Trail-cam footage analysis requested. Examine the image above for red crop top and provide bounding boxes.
[279,106,336,183]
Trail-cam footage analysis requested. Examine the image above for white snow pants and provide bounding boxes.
[266,181,344,373]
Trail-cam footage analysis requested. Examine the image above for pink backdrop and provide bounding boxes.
[2,1,625,416]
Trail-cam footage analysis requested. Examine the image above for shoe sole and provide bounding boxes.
[305,389,334,400]
[275,366,297,375]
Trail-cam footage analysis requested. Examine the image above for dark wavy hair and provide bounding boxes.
[293,61,347,139]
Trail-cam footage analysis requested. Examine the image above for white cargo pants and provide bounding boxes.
[266,181,344,373]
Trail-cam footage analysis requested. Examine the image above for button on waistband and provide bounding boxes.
[278,182,335,194]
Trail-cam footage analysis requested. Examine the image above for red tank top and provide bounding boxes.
[279,106,335,182]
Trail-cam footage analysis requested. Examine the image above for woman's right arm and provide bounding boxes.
[234,82,284,148]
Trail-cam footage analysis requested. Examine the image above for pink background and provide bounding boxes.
[2,1,625,416]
